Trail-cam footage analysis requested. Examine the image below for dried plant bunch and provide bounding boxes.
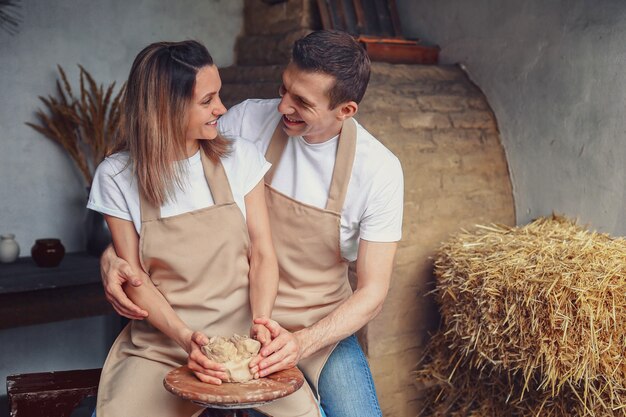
[425,215,626,415]
[0,0,21,35]
[26,65,125,185]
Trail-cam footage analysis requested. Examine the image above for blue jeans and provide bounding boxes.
[318,334,382,417]
[249,335,381,417]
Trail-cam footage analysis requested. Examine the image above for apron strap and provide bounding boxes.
[264,123,289,185]
[325,118,357,213]
[139,149,234,223]
[139,191,160,223]
[264,118,357,213]
[201,148,235,205]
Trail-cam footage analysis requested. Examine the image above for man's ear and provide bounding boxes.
[336,101,358,121]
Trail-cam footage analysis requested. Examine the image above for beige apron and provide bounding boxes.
[262,119,357,396]
[96,150,319,417]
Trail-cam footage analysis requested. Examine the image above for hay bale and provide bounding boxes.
[432,215,626,413]
[416,332,625,416]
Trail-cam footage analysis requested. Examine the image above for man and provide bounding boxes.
[100,30,403,416]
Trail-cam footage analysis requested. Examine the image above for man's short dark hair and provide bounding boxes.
[292,30,371,108]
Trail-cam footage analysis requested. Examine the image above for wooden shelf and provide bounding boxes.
[0,253,114,329]
[7,368,101,417]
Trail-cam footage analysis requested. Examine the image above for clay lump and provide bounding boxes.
[201,334,261,382]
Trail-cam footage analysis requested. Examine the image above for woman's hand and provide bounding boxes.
[249,320,273,378]
[250,320,272,347]
[186,331,229,385]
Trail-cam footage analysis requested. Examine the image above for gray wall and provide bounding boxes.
[397,0,626,234]
[1,0,243,252]
[0,0,242,404]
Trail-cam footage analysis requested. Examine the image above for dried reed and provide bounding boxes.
[0,0,21,35]
[426,215,626,415]
[26,65,125,185]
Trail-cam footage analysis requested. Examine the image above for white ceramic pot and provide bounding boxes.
[0,234,20,263]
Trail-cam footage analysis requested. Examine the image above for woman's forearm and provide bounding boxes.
[125,276,193,349]
[105,214,194,352]
[249,247,278,319]
[244,180,279,320]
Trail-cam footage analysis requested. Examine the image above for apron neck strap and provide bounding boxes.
[201,148,234,205]
[264,118,357,214]
[139,148,234,222]
[139,189,159,222]
[325,118,357,213]
[264,123,289,185]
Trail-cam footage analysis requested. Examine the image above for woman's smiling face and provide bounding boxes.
[185,65,226,145]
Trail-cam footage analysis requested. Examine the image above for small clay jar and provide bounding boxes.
[31,238,65,267]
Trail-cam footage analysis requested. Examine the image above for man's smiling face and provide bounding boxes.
[277,63,344,144]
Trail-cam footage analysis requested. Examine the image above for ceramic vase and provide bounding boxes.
[0,234,20,263]
[31,238,65,267]
[85,188,112,257]
[85,209,111,257]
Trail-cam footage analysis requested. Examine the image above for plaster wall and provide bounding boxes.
[397,0,626,233]
[0,0,242,407]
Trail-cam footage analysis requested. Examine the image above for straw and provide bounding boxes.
[421,215,626,415]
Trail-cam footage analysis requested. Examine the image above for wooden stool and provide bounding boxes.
[6,368,100,417]
[6,368,256,417]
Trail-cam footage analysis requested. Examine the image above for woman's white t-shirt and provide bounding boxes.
[219,98,404,262]
[87,139,271,234]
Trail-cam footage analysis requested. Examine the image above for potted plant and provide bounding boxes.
[26,65,125,256]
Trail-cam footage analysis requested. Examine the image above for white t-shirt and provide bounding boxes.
[87,139,271,234]
[219,98,404,262]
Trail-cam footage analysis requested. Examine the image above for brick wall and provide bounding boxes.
[221,1,515,415]
[358,63,515,416]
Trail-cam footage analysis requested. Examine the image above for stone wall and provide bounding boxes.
[222,1,515,415]
[236,0,319,66]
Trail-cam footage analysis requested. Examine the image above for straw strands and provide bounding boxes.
[418,215,626,415]
[416,332,586,417]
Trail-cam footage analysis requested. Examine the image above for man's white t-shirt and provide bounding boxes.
[87,139,271,234]
[219,98,404,262]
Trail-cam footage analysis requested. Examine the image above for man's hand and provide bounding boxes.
[249,318,303,377]
[187,331,228,385]
[100,244,148,319]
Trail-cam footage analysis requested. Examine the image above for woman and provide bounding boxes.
[88,41,320,416]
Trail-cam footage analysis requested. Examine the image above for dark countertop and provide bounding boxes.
[0,252,114,329]
[0,252,101,295]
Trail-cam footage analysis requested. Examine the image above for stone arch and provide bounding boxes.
[220,2,515,415]
[357,63,514,415]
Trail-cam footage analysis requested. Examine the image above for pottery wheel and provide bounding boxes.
[163,365,305,409]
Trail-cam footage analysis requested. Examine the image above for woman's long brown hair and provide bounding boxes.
[114,40,230,207]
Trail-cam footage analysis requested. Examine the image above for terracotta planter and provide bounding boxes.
[31,238,65,267]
